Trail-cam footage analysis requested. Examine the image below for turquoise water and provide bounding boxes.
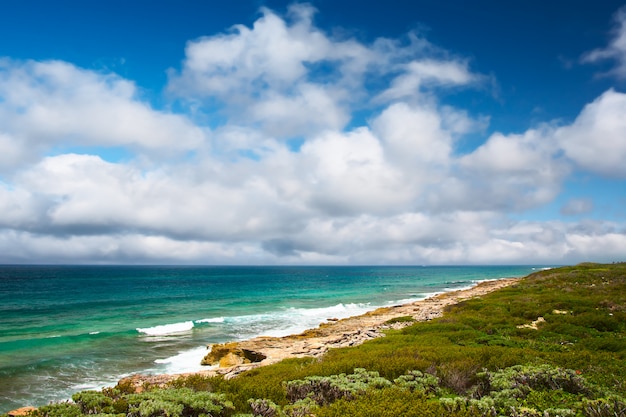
[0,265,544,412]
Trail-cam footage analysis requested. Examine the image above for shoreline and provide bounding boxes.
[119,277,520,390]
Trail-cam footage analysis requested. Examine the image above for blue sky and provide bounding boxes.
[0,1,625,264]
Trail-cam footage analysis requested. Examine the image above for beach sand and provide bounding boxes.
[120,277,520,390]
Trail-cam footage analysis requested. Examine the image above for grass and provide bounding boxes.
[11,263,626,417]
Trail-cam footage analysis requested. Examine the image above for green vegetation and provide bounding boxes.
[383,315,416,325]
[10,263,626,417]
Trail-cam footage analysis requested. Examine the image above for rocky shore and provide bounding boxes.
[119,278,519,391]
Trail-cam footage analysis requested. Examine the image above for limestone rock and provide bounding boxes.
[202,342,266,367]
[219,352,244,367]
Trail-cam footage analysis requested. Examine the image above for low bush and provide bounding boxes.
[32,403,83,417]
[284,368,391,406]
[125,388,233,417]
[384,315,416,325]
[316,387,455,417]
[583,397,626,417]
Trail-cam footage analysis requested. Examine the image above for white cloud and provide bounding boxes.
[556,89,626,178]
[377,59,476,102]
[0,133,26,170]
[0,4,624,265]
[15,153,311,241]
[168,4,481,140]
[0,59,206,171]
[581,6,626,78]
[372,102,456,172]
[452,127,569,211]
[167,4,371,139]
[248,83,349,138]
[171,4,333,93]
[299,128,409,215]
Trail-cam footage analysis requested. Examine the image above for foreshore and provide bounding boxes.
[119,277,520,391]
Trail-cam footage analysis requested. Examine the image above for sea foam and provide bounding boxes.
[219,302,376,339]
[195,317,225,324]
[136,321,194,336]
[154,346,210,374]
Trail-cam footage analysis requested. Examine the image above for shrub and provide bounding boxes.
[248,399,281,417]
[439,360,481,395]
[493,364,589,395]
[281,398,317,417]
[384,316,416,325]
[72,391,115,414]
[317,387,453,417]
[393,370,440,395]
[126,388,233,417]
[169,375,215,392]
[32,403,83,417]
[136,399,183,417]
[583,397,626,417]
[284,368,391,406]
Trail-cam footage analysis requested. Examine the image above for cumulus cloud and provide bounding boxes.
[170,4,336,94]
[555,89,626,178]
[373,102,454,171]
[168,4,480,139]
[449,127,570,211]
[0,4,625,265]
[0,59,206,171]
[248,83,349,138]
[167,4,361,138]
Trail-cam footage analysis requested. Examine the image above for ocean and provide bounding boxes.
[0,265,545,412]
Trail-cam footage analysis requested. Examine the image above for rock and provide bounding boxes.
[219,352,245,367]
[7,407,36,416]
[517,316,546,330]
[118,374,179,393]
[202,342,267,367]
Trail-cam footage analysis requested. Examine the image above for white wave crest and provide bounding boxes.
[221,303,375,339]
[136,321,194,336]
[154,346,210,374]
[195,317,225,324]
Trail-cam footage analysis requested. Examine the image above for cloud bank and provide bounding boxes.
[0,4,625,265]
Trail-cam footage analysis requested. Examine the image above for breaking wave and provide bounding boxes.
[136,321,194,336]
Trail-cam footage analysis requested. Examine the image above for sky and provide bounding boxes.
[0,1,625,265]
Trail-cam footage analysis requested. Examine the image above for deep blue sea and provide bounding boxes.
[0,265,547,412]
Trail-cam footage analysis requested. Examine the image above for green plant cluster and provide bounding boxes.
[284,368,392,406]
[8,263,626,417]
[441,363,605,417]
[243,368,442,417]
[244,364,624,417]
[383,315,416,325]
[32,387,233,417]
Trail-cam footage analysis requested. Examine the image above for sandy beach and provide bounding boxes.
[120,278,520,390]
